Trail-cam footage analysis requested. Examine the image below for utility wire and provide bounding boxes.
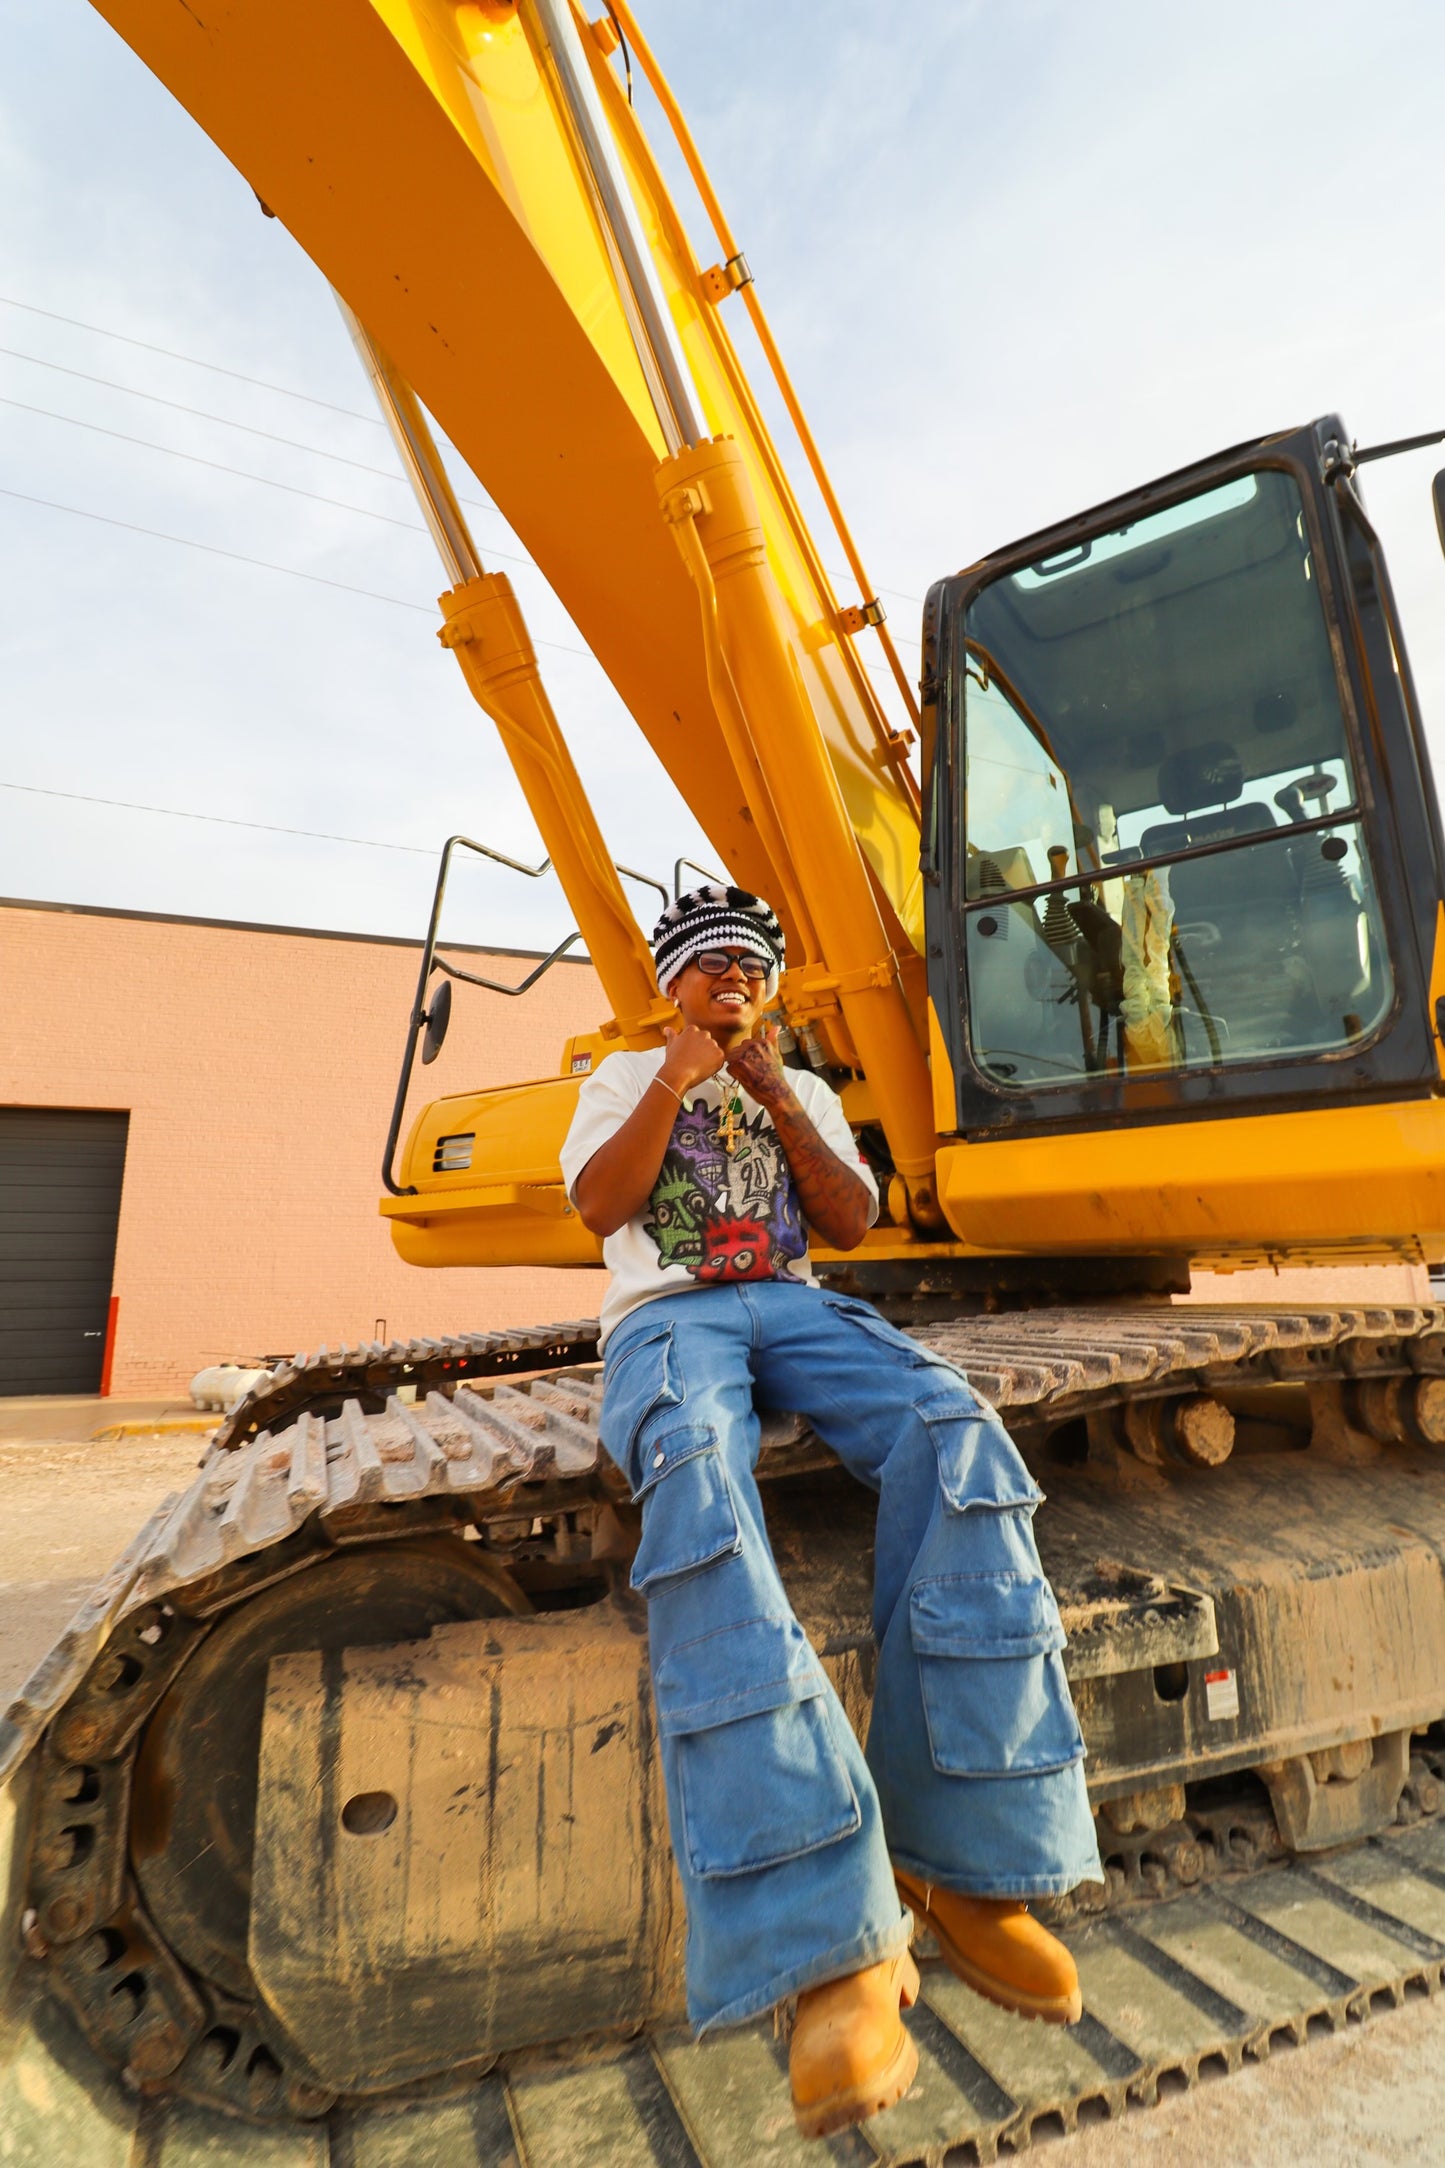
[0,486,594,657]
[2,300,923,626]
[0,298,503,507]
[5,379,915,636]
[0,345,500,509]
[5,312,922,667]
[0,295,384,425]
[3,344,919,622]
[0,394,537,564]
[0,780,437,854]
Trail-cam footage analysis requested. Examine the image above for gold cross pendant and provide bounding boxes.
[717,1095,744,1156]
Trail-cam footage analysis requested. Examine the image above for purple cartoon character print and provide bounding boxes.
[643,1092,806,1285]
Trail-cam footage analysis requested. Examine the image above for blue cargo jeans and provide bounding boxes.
[599,1279,1101,2033]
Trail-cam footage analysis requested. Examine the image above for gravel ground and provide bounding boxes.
[0,1432,207,1695]
[1,1425,1443,2160]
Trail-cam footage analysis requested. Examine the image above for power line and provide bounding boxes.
[0,486,594,657]
[0,344,500,507]
[0,389,914,635]
[0,780,438,854]
[0,295,384,425]
[1,298,926,622]
[0,393,537,565]
[2,345,922,625]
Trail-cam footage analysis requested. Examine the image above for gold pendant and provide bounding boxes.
[717,1095,744,1156]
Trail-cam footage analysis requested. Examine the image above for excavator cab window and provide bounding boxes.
[929,420,1445,1129]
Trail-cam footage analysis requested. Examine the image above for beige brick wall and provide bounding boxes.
[1,902,608,1394]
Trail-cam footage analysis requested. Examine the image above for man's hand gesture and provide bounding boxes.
[661,1022,727,1097]
[726,1022,792,1112]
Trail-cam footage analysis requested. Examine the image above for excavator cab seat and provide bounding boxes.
[1139,739,1292,915]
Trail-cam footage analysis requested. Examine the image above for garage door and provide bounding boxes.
[0,1109,130,1396]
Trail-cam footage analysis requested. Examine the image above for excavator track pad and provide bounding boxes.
[2,1302,1445,2158]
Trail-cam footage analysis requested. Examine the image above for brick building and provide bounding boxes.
[0,898,605,1397]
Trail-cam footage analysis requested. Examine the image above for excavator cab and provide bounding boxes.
[925,417,1445,1138]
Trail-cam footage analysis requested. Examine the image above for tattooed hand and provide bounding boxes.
[725,1023,793,1111]
[730,1023,872,1248]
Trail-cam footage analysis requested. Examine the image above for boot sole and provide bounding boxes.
[896,1878,1084,2028]
[792,1953,921,2138]
[793,2024,919,2139]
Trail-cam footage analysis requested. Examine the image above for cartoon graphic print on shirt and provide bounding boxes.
[643,1093,806,1284]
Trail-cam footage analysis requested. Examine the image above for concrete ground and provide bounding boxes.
[0,1391,206,1443]
[1045,1995,1445,2165]
[0,1410,1443,2161]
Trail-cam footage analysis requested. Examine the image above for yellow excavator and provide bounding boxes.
[7,2,1445,2158]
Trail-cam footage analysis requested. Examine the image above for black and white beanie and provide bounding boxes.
[651,885,786,999]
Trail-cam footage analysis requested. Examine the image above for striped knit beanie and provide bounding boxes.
[651,885,786,999]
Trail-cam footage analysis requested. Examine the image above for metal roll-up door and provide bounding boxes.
[0,1109,130,1396]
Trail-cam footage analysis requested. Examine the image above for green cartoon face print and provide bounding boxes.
[643,1155,710,1270]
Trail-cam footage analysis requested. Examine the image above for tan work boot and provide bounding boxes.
[789,1949,920,2139]
[895,1870,1082,2025]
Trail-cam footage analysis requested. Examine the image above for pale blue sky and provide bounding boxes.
[3,0,1444,951]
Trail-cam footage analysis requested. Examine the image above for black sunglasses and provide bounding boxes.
[693,949,771,980]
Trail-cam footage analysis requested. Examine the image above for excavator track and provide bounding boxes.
[3,1301,1445,2160]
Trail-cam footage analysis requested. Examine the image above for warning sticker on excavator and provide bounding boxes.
[1205,1666,1239,1720]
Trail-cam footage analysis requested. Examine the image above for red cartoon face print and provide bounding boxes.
[697,1215,774,1283]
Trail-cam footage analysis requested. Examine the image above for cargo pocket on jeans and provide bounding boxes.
[911,1572,1084,1777]
[629,1424,741,1593]
[920,1395,1044,1517]
[600,1322,682,1481]
[654,1615,862,1878]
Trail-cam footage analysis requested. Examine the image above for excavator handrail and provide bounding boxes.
[380,832,667,1196]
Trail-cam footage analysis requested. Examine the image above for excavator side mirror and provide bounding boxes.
[1433,470,1445,560]
[421,976,452,1065]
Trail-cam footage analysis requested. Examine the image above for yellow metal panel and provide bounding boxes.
[397,1072,585,1192]
[936,1099,1445,1259]
[387,1206,601,1269]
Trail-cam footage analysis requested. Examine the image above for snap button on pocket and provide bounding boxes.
[628,1431,742,1594]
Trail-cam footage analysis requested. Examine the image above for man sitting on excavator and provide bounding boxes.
[562,885,1101,2139]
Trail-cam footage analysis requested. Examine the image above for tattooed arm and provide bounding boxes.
[726,1026,873,1251]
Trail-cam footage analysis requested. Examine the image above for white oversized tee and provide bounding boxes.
[560,1048,879,1350]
